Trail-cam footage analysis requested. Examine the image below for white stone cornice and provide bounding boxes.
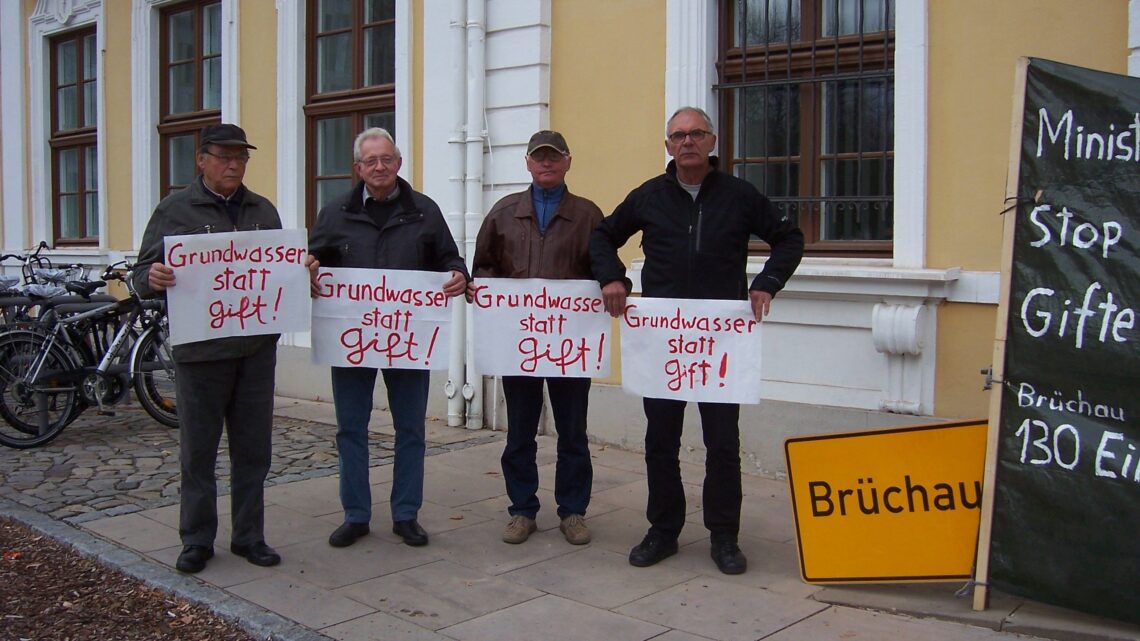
[32,0,101,27]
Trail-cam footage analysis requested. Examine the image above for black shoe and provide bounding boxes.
[175,545,213,573]
[710,535,747,575]
[392,519,428,546]
[230,541,281,567]
[629,533,678,567]
[329,522,370,548]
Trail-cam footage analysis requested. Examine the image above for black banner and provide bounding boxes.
[990,58,1140,623]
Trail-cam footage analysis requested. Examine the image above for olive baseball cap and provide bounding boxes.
[527,130,569,155]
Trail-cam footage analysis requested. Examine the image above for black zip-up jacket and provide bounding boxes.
[308,177,469,279]
[590,157,804,300]
[133,177,282,363]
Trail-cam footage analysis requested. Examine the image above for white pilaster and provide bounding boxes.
[1130,0,1140,76]
[1,1,29,251]
[130,0,164,246]
[221,0,239,122]
[665,0,718,137]
[893,0,928,269]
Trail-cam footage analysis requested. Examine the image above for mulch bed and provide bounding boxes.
[0,517,258,641]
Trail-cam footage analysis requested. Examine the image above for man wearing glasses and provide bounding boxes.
[309,128,468,549]
[134,123,284,574]
[590,107,804,575]
[467,130,603,546]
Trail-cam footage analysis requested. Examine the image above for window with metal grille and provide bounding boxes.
[305,0,396,225]
[158,0,221,196]
[718,0,895,256]
[50,27,98,245]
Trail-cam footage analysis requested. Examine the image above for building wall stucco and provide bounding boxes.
[927,0,1129,417]
[104,0,133,250]
[549,0,665,385]
[237,0,278,201]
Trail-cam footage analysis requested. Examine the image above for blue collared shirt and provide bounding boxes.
[531,183,566,234]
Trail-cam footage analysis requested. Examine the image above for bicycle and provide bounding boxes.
[0,263,178,448]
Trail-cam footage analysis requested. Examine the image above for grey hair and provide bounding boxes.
[666,107,715,135]
[353,127,402,161]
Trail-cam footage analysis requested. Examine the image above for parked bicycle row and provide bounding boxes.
[0,243,178,449]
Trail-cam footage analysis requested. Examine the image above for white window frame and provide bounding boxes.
[274,0,411,350]
[29,0,105,247]
[665,0,925,269]
[275,0,413,235]
[130,0,238,246]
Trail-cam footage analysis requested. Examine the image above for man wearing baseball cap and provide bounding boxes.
[133,122,285,574]
[467,130,603,545]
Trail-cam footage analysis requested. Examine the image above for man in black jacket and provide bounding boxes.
[309,128,468,549]
[590,107,804,575]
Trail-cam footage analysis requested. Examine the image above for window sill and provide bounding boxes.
[627,257,1000,304]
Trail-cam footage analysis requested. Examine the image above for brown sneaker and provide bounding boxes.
[502,515,537,544]
[559,514,591,545]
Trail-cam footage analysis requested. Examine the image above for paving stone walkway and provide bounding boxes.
[3,400,1136,641]
[0,404,496,525]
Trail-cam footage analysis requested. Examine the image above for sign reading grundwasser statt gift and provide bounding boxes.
[974,58,1140,624]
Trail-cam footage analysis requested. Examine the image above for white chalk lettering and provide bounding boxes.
[1037,107,1140,162]
[1094,431,1140,482]
[1027,204,1123,259]
[1015,383,1127,422]
[1019,281,1135,348]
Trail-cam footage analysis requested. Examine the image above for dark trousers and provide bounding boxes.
[175,342,276,548]
[501,376,592,519]
[643,397,741,540]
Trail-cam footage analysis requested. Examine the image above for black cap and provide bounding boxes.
[200,123,257,149]
[527,130,569,155]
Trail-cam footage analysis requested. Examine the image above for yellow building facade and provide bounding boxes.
[0,0,1131,475]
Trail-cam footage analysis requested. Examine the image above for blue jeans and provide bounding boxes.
[501,376,592,519]
[331,366,430,523]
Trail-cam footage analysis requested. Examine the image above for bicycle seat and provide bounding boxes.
[65,280,106,298]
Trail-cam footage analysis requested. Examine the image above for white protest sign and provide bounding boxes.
[619,297,763,403]
[311,268,454,370]
[164,229,311,345]
[470,278,611,377]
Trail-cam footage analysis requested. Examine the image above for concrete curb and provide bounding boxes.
[0,497,333,641]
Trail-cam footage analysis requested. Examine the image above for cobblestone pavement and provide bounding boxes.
[0,405,497,526]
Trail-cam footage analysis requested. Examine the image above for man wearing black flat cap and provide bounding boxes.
[133,123,286,574]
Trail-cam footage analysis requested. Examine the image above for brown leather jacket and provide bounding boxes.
[472,187,603,280]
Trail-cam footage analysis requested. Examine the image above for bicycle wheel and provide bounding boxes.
[0,330,81,448]
[131,325,178,428]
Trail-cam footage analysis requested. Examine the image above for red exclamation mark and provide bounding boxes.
[424,326,440,367]
[596,333,606,371]
[718,353,728,388]
[273,287,283,321]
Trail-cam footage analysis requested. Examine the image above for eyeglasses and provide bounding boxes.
[357,155,399,168]
[527,150,568,163]
[667,129,712,144]
[202,150,251,165]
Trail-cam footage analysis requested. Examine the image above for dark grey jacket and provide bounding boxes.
[133,177,283,363]
[308,178,469,278]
